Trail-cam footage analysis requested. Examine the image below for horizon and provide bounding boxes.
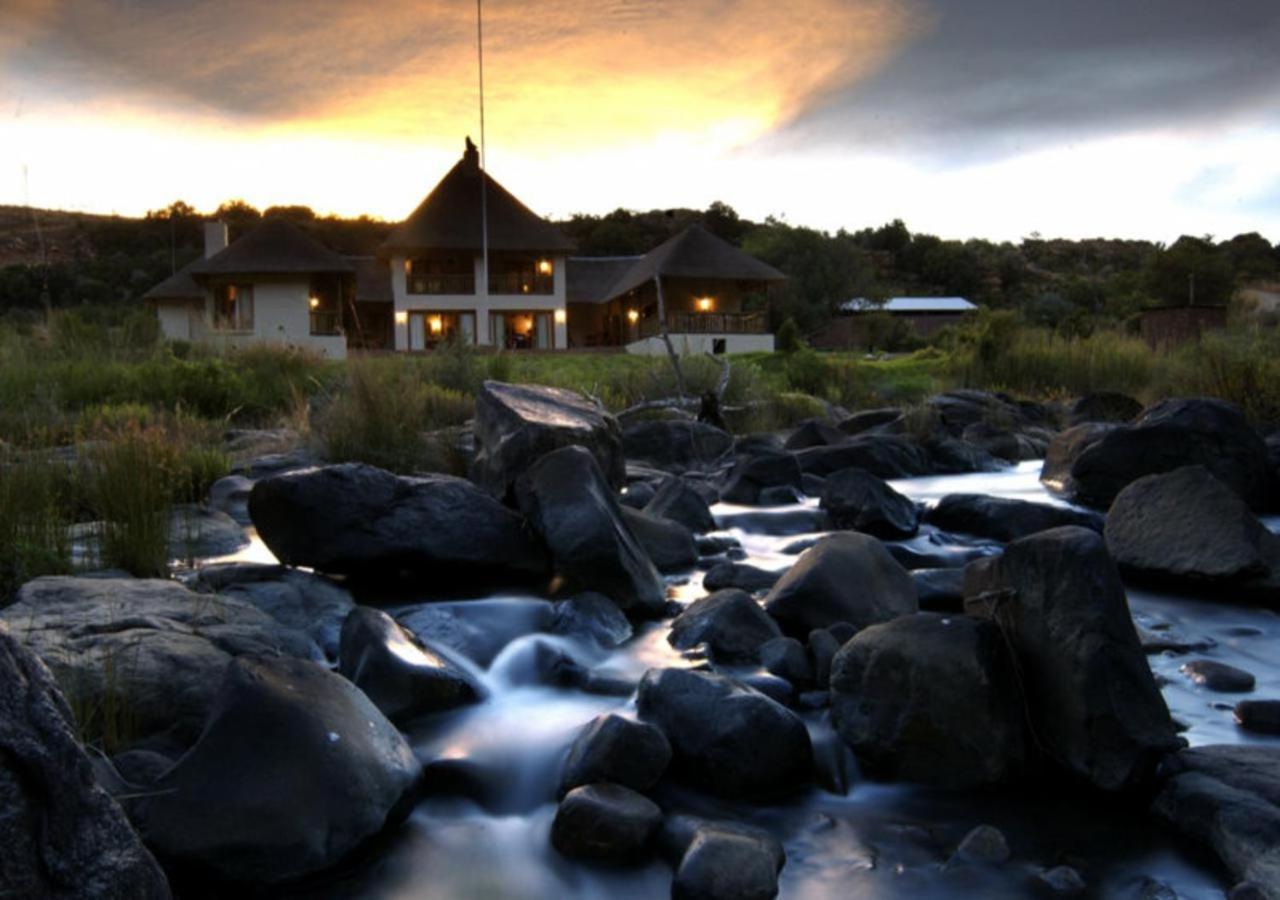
[2,1,1278,245]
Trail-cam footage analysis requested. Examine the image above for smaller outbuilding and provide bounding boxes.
[814,296,977,349]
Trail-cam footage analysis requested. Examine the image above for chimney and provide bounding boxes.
[464,136,480,171]
[203,221,228,259]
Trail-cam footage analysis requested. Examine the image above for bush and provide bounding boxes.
[775,317,805,353]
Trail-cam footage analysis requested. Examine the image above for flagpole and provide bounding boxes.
[477,0,489,299]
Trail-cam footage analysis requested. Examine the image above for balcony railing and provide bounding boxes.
[489,272,553,295]
[408,273,476,295]
[310,311,342,336]
[638,311,768,338]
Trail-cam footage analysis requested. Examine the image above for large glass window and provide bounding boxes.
[407,255,475,295]
[488,254,553,295]
[490,311,553,350]
[213,284,254,331]
[407,311,476,351]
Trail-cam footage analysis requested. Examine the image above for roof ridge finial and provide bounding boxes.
[464,136,479,170]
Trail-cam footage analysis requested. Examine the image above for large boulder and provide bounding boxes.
[795,434,933,479]
[248,464,548,585]
[763,533,917,638]
[720,452,803,505]
[925,493,1103,543]
[338,607,484,722]
[0,577,318,751]
[963,527,1179,791]
[516,446,666,618]
[644,477,718,534]
[622,420,734,472]
[471,380,625,499]
[559,714,672,796]
[550,783,662,863]
[702,561,781,594]
[133,655,422,884]
[672,824,785,900]
[818,468,920,538]
[829,613,1028,788]
[621,507,699,573]
[668,589,782,661]
[1041,398,1274,511]
[396,597,555,667]
[637,668,812,799]
[0,624,170,899]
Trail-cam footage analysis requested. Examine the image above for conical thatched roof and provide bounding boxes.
[143,261,204,301]
[381,140,573,255]
[599,225,785,302]
[188,218,353,277]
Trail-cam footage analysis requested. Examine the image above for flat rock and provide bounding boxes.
[925,493,1102,543]
[1180,659,1256,693]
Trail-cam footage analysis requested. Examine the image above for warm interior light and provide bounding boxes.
[537,259,553,276]
[696,296,714,312]
[403,259,412,274]
[554,308,567,324]
[429,315,443,333]
[627,309,640,324]
[309,296,320,309]
[394,311,408,325]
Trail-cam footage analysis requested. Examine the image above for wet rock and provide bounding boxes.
[1180,659,1256,693]
[0,576,318,751]
[921,434,1006,474]
[621,507,699,573]
[795,434,933,479]
[758,484,805,505]
[721,451,804,505]
[961,422,1043,462]
[645,477,718,533]
[517,446,666,619]
[912,567,966,612]
[397,598,555,668]
[669,589,782,662]
[0,624,171,899]
[1235,700,1280,735]
[471,380,625,499]
[550,593,632,648]
[637,668,813,799]
[963,527,1179,791]
[559,714,672,796]
[622,420,734,473]
[239,448,318,480]
[703,561,781,594]
[249,463,549,585]
[764,533,918,638]
[837,407,903,436]
[952,825,1012,865]
[550,783,662,863]
[619,481,657,509]
[168,504,249,559]
[133,655,422,884]
[207,473,255,524]
[758,636,813,685]
[1068,392,1143,426]
[783,418,848,451]
[925,493,1103,543]
[830,613,1027,788]
[717,507,830,537]
[1039,865,1087,894]
[819,468,920,538]
[338,607,483,721]
[1228,883,1270,900]
[672,825,784,900]
[801,472,827,496]
[110,748,175,788]
[885,535,1001,571]
[808,628,841,687]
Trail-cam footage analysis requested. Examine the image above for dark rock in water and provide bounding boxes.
[721,451,804,505]
[1235,700,1280,735]
[0,624,171,899]
[759,636,813,685]
[240,448,318,480]
[1180,659,1256,693]
[207,473,255,524]
[1152,744,1280,895]
[0,577,318,752]
[912,567,966,612]
[697,535,740,557]
[758,484,805,506]
[1041,397,1274,511]
[921,435,1005,474]
[703,561,781,593]
[925,493,1103,543]
[738,672,795,706]
[622,420,734,473]
[134,655,422,884]
[645,477,718,533]
[559,714,672,797]
[338,607,483,721]
[717,508,830,537]
[885,538,999,571]
[808,628,842,687]
[497,637,635,696]
[963,526,1179,791]
[784,418,848,451]
[801,472,827,496]
[837,407,903,436]
[960,422,1042,462]
[672,824,785,900]
[795,434,932,479]
[669,589,781,662]
[397,598,555,667]
[621,506,699,573]
[819,467,920,538]
[1039,866,1087,895]
[1069,392,1143,426]
[637,668,813,799]
[735,433,784,456]
[249,463,549,585]
[764,533,918,638]
[517,446,666,619]
[550,783,661,863]
[952,824,1012,865]
[619,481,657,509]
[781,537,819,555]
[830,613,1028,788]
[550,593,633,648]
[1105,465,1278,583]
[168,504,250,559]
[471,380,625,499]
[928,390,1025,435]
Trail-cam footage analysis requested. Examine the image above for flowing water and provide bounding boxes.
[212,462,1280,898]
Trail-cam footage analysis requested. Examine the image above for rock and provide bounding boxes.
[239,448,318,480]
[960,422,1040,462]
[645,477,718,533]
[1180,659,1256,693]
[819,468,920,538]
[168,504,249,559]
[669,589,782,662]
[925,494,1103,543]
[1068,392,1143,426]
[622,420,734,473]
[550,593,633,648]
[952,824,1012,865]
[207,473,255,525]
[808,628,841,687]
[801,472,827,496]
[830,613,1027,788]
[672,826,784,900]
[516,446,666,618]
[837,407,903,435]
[249,463,548,585]
[0,624,171,899]
[1042,398,1274,511]
[133,655,422,884]
[1039,866,1087,894]
[963,527,1179,791]
[396,598,555,667]
[912,567,966,612]
[637,668,812,799]
[721,452,803,505]
[1105,465,1278,582]
[193,562,354,660]
[559,714,672,796]
[758,636,813,685]
[619,481,657,508]
[1235,700,1280,735]
[763,533,917,638]
[110,748,175,787]
[795,434,933,479]
[1152,745,1280,896]
[550,783,661,863]
[0,576,318,751]
[718,508,830,537]
[471,380,625,499]
[886,536,1001,571]
[783,419,848,451]
[338,607,483,721]
[621,507,699,573]
[758,484,804,506]
[702,561,781,594]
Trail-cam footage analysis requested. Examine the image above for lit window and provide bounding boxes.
[696,297,714,312]
[627,309,640,324]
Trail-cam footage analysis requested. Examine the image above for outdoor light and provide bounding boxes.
[309,296,320,309]
[627,309,640,324]
[554,308,567,324]
[429,315,443,333]
[394,311,408,325]
[696,296,714,312]
[537,259,553,275]
[403,259,412,274]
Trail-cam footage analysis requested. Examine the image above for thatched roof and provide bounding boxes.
[188,218,353,277]
[599,224,785,302]
[566,256,641,304]
[381,139,573,255]
[347,256,392,303]
[143,262,204,302]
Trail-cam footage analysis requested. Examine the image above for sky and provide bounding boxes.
[1,0,1278,242]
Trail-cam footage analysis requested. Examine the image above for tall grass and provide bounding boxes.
[952,327,1155,398]
[0,454,75,604]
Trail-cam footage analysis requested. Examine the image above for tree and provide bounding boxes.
[1145,236,1234,307]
